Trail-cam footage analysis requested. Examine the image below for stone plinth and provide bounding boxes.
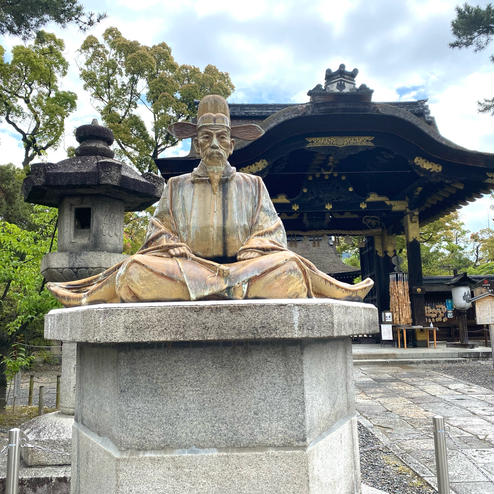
[45,299,378,494]
[21,411,72,466]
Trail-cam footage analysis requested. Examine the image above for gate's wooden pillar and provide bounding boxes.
[373,230,396,312]
[404,211,426,325]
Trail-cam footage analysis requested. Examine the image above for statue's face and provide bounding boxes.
[195,125,234,168]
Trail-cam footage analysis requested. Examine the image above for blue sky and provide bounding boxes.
[0,0,492,232]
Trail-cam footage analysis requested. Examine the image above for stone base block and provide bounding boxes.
[45,300,378,494]
[21,412,73,466]
[72,417,360,494]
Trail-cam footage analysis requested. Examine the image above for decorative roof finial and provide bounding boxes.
[307,64,373,103]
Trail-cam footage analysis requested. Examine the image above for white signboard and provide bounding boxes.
[381,324,393,341]
[475,296,494,325]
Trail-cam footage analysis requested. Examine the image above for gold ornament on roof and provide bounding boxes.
[239,159,269,174]
[272,194,290,203]
[306,136,375,148]
[366,192,390,202]
[413,157,442,173]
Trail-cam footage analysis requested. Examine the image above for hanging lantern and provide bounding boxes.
[446,273,475,311]
[451,285,472,310]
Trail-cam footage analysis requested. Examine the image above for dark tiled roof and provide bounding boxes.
[287,236,359,275]
[229,100,436,127]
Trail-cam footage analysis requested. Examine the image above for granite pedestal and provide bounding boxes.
[45,299,378,494]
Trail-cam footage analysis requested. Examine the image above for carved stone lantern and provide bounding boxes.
[19,121,163,470]
[23,120,163,282]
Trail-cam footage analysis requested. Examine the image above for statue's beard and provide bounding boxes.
[202,150,228,194]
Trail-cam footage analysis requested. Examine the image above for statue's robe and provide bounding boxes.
[47,163,373,306]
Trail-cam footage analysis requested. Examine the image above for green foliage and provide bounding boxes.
[0,163,36,229]
[0,165,60,395]
[123,206,155,255]
[336,211,493,276]
[419,211,473,275]
[450,3,494,114]
[450,3,494,51]
[0,31,77,170]
[0,205,59,337]
[1,343,34,382]
[0,0,105,39]
[78,27,235,173]
[336,236,363,268]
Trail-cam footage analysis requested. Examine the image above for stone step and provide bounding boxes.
[353,357,476,365]
[352,349,492,362]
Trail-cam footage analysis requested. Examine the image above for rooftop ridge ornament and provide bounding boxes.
[308,64,374,104]
[325,64,359,92]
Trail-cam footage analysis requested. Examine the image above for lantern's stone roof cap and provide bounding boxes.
[23,121,163,211]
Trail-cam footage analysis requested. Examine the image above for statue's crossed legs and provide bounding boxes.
[115,251,309,302]
[48,251,373,306]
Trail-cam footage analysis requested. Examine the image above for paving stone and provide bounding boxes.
[455,436,494,449]
[446,383,491,395]
[411,449,489,482]
[356,404,389,415]
[420,402,475,417]
[462,449,494,463]
[397,438,435,453]
[386,431,431,442]
[407,395,439,403]
[442,395,488,407]
[419,384,462,396]
[422,475,437,490]
[446,417,494,443]
[471,394,494,405]
[469,406,494,417]
[446,451,491,482]
[368,415,416,434]
[478,462,494,481]
[397,452,433,477]
[450,482,494,494]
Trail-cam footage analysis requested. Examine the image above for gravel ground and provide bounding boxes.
[418,359,494,391]
[358,423,435,494]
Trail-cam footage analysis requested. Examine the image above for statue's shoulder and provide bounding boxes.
[235,172,262,184]
[167,173,193,186]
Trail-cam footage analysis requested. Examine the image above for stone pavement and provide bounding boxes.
[355,363,494,494]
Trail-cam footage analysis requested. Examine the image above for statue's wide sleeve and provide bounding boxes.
[141,179,181,250]
[238,176,287,255]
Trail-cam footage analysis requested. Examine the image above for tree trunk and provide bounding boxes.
[0,355,7,411]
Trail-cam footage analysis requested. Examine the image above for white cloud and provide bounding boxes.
[459,194,493,232]
[429,70,494,153]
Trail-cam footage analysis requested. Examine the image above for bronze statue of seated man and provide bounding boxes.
[47,95,373,306]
